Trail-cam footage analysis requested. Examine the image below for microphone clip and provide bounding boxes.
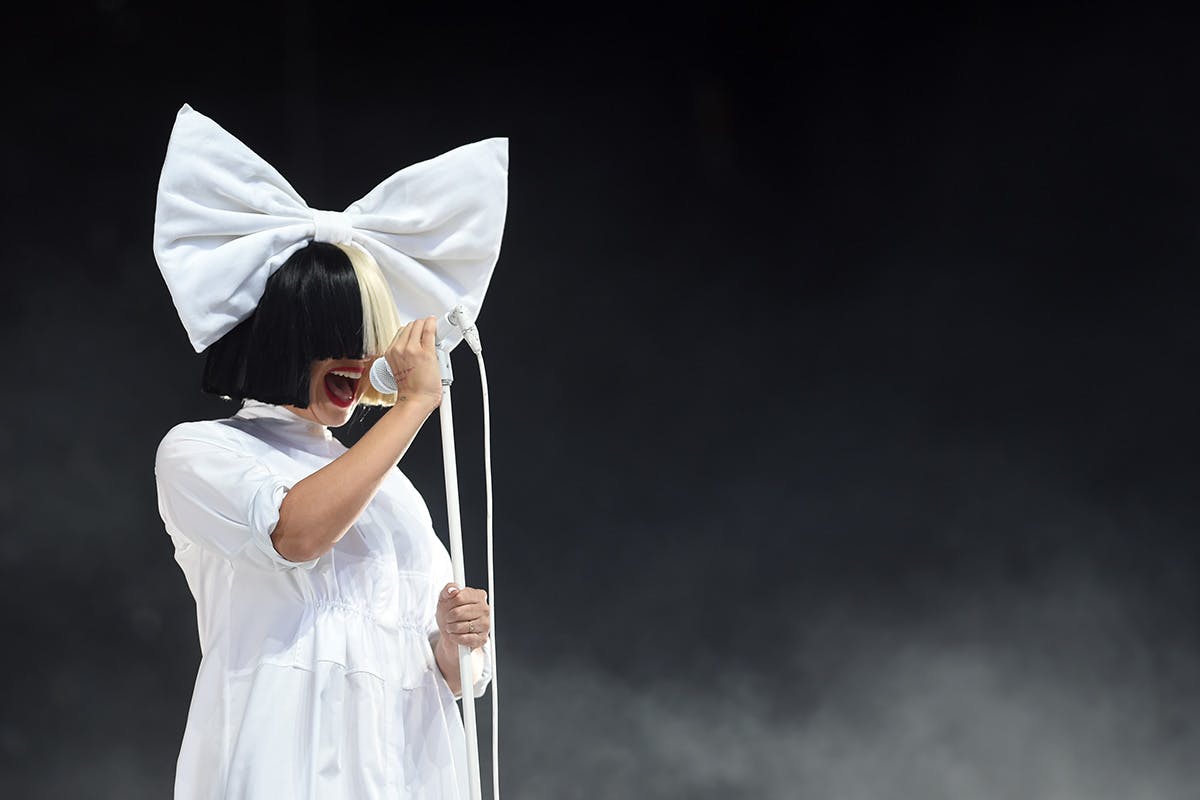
[437,345,454,387]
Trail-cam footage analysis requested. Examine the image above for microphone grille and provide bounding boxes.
[369,357,397,394]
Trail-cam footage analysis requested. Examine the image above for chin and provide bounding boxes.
[319,401,359,426]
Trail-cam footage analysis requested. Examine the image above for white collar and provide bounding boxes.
[234,399,333,441]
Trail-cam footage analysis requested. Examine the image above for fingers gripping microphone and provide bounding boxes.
[369,305,480,394]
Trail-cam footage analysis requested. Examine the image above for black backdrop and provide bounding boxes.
[2,3,1199,798]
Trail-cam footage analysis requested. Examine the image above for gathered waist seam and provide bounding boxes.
[308,599,430,633]
[310,598,386,623]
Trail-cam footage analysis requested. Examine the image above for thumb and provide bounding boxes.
[442,583,461,600]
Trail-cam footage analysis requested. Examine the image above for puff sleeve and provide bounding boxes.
[155,426,320,571]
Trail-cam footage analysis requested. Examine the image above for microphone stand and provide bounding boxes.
[437,342,484,800]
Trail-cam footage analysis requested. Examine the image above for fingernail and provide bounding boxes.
[447,585,460,597]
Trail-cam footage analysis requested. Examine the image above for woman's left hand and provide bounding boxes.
[436,583,490,651]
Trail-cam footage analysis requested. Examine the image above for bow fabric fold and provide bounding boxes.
[153,103,508,353]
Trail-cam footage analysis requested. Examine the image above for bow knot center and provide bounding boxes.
[312,209,354,244]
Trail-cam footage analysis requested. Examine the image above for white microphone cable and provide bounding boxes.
[477,338,499,800]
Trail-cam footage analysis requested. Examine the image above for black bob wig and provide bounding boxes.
[202,241,400,408]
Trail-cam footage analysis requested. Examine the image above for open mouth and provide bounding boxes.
[323,366,363,408]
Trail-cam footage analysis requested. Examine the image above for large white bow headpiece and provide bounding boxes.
[153,104,508,353]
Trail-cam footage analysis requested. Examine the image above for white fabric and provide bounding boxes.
[152,103,508,353]
[155,400,492,799]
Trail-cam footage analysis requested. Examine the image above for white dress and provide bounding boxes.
[154,399,492,800]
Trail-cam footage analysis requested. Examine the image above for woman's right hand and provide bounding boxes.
[383,315,442,409]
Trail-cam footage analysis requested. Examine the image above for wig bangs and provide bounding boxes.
[202,241,362,406]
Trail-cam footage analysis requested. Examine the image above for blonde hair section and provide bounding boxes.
[337,242,401,406]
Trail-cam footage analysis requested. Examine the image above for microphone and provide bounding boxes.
[369,306,479,393]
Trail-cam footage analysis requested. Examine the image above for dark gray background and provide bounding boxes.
[3,3,1199,798]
